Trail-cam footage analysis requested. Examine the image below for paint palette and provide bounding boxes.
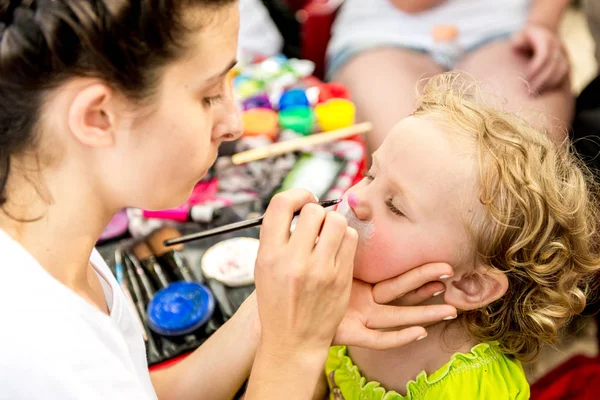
[201,237,259,287]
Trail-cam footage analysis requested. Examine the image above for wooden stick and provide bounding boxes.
[231,121,373,165]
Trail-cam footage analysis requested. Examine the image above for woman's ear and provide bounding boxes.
[67,82,118,148]
[443,265,508,311]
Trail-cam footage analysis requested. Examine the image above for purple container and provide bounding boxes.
[241,93,272,111]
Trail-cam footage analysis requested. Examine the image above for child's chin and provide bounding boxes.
[353,254,412,284]
[353,262,386,284]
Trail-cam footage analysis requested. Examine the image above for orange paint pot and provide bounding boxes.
[242,108,279,139]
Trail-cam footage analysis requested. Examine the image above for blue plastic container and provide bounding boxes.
[147,281,215,337]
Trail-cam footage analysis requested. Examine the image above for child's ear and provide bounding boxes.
[443,265,508,311]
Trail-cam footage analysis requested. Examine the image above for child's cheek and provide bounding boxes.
[353,227,412,283]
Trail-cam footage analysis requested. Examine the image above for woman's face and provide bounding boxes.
[109,3,243,211]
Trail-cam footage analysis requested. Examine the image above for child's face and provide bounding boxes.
[339,116,482,283]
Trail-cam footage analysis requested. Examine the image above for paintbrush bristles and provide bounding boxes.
[148,226,184,255]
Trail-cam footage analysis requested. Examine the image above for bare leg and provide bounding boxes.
[334,48,444,153]
[456,39,574,145]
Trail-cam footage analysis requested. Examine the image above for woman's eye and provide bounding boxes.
[385,198,404,217]
[203,94,223,107]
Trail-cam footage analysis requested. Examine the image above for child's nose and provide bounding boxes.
[348,191,371,221]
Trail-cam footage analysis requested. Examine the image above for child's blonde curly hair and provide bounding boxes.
[414,72,600,362]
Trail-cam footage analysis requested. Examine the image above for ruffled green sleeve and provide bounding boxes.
[325,343,530,400]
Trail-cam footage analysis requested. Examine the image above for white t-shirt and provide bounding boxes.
[0,229,157,399]
[328,0,530,58]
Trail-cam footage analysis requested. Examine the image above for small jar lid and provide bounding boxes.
[279,106,315,136]
[278,88,310,111]
[242,93,273,111]
[318,82,351,103]
[147,282,215,337]
[315,99,356,132]
[242,108,279,139]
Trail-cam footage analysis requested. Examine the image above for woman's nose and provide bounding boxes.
[213,89,243,142]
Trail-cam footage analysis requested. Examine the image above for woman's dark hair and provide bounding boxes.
[0,0,235,206]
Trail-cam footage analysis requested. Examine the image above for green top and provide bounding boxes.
[325,342,530,400]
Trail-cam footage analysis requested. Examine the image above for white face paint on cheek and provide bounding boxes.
[336,197,375,245]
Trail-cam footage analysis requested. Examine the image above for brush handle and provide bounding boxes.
[142,257,172,289]
[120,263,164,360]
[124,257,150,312]
[127,252,156,302]
[231,122,372,165]
[164,199,342,246]
[165,216,264,246]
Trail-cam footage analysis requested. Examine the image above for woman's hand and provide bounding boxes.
[334,263,457,349]
[246,189,358,400]
[512,23,570,94]
[254,189,358,352]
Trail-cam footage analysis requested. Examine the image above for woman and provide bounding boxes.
[328,0,573,151]
[0,1,457,399]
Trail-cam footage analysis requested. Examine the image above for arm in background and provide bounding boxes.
[527,0,572,32]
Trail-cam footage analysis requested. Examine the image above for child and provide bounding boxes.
[321,72,600,399]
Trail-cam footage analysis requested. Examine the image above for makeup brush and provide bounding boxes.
[132,241,172,289]
[164,199,342,246]
[125,250,157,303]
[116,249,163,360]
[147,227,197,282]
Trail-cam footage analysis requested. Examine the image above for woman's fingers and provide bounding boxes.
[335,227,359,272]
[312,211,349,263]
[334,321,427,350]
[394,281,446,306]
[333,227,359,293]
[288,203,327,256]
[372,262,453,304]
[365,304,457,330]
[259,189,317,248]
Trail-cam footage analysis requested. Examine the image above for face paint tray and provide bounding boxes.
[98,206,258,368]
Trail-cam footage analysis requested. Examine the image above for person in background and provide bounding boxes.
[327,0,573,152]
[237,0,284,60]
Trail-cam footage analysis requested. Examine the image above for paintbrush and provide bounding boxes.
[132,241,172,289]
[115,248,163,360]
[231,122,372,165]
[164,199,342,246]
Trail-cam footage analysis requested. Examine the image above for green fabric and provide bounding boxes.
[325,342,530,400]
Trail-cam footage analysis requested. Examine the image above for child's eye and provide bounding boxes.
[385,198,404,217]
[363,169,375,181]
[203,94,223,107]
